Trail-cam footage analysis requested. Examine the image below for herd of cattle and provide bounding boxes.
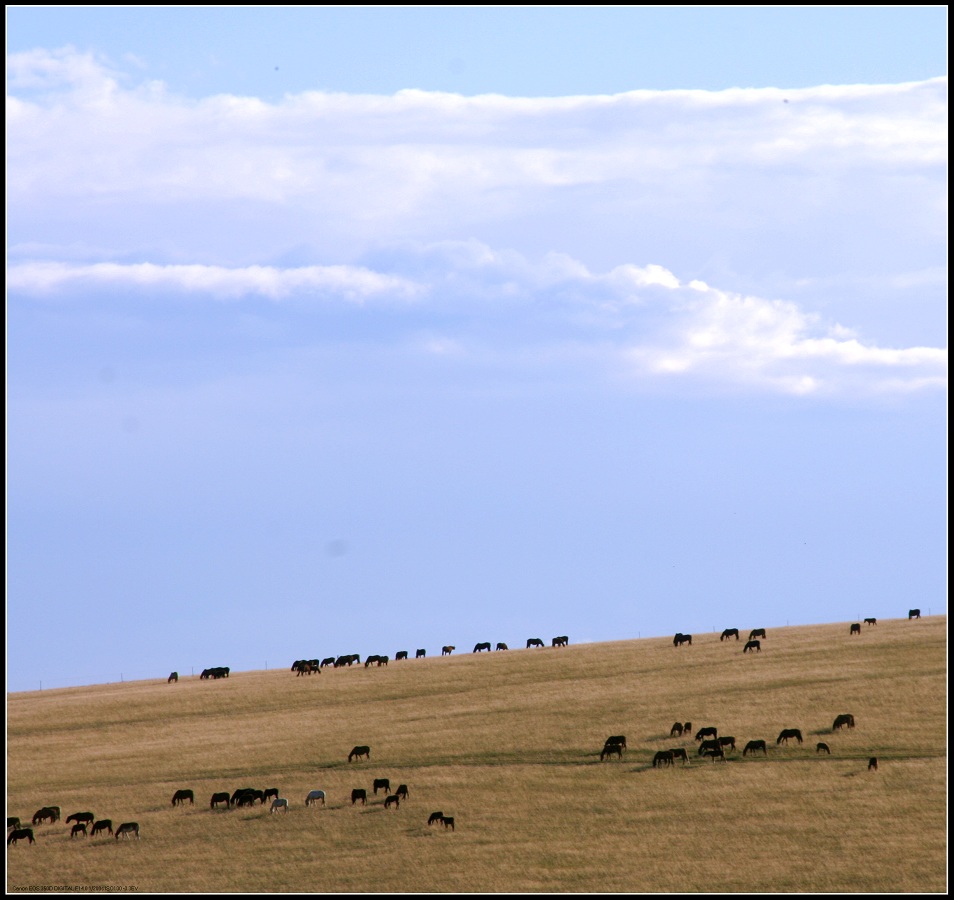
[7,808,139,846]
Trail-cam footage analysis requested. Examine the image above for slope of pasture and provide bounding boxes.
[6,617,946,892]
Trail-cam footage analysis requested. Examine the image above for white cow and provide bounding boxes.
[270,798,288,813]
[305,790,326,807]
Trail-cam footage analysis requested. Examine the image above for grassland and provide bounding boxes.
[6,617,946,892]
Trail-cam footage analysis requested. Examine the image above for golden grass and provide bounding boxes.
[6,617,946,892]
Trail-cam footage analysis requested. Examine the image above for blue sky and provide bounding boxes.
[7,8,947,691]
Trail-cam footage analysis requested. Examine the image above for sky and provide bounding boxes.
[6,8,947,692]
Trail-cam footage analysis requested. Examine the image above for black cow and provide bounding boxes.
[373,778,391,795]
[168,671,178,683]
[695,727,718,741]
[428,811,444,826]
[653,750,674,768]
[849,623,861,635]
[864,618,877,626]
[32,807,59,825]
[115,822,140,840]
[603,735,627,751]
[440,816,455,831]
[744,640,761,653]
[71,823,88,838]
[210,792,231,809]
[364,655,381,667]
[743,739,767,756]
[263,788,280,803]
[721,628,739,641]
[526,638,544,648]
[495,643,508,651]
[673,633,692,647]
[441,646,455,656]
[321,657,337,668]
[349,745,371,762]
[92,820,113,836]
[473,642,491,653]
[749,628,766,640]
[698,739,722,756]
[908,609,921,619]
[832,714,855,730]
[416,649,426,658]
[777,728,803,745]
[816,742,831,754]
[868,757,878,770]
[384,795,400,809]
[552,635,569,647]
[718,736,736,751]
[7,817,21,830]
[701,746,725,761]
[395,784,409,800]
[395,651,409,660]
[670,722,684,737]
[351,789,367,806]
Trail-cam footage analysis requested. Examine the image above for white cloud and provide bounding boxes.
[7,261,423,302]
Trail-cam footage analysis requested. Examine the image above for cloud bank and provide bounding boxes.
[7,48,947,397]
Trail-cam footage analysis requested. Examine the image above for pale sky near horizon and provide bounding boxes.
[7,7,947,692]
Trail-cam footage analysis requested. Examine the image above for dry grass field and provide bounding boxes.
[6,616,946,892]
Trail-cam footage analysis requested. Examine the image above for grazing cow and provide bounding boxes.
[349,745,371,762]
[816,742,831,754]
[321,657,337,668]
[263,788,280,803]
[526,638,544,648]
[305,790,326,807]
[7,828,35,845]
[702,747,726,761]
[210,792,231,809]
[7,817,21,830]
[695,727,718,741]
[721,628,740,641]
[600,743,623,761]
[92,820,113,836]
[552,635,569,647]
[653,750,674,768]
[376,655,389,667]
[743,640,761,653]
[230,788,255,807]
[364,655,381,668]
[440,816,455,831]
[868,757,878,770]
[673,633,692,647]
[236,792,260,808]
[495,643,508,651]
[698,739,722,756]
[32,807,58,825]
[168,671,178,683]
[270,798,288,813]
[849,623,861,635]
[833,713,856,731]
[416,649,426,658]
[683,722,692,737]
[115,822,140,840]
[718,736,737,752]
[71,823,88,838]
[441,646,455,656]
[749,628,766,640]
[473,642,491,653]
[670,722,684,737]
[670,748,689,765]
[604,735,627,752]
[67,812,95,828]
[428,811,445,826]
[395,784,409,800]
[373,778,391,795]
[776,728,803,745]
[743,740,768,756]
[172,789,194,806]
[864,618,877,626]
[908,609,921,619]
[395,651,408,660]
[384,795,400,809]
[351,789,367,806]
[295,661,317,675]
